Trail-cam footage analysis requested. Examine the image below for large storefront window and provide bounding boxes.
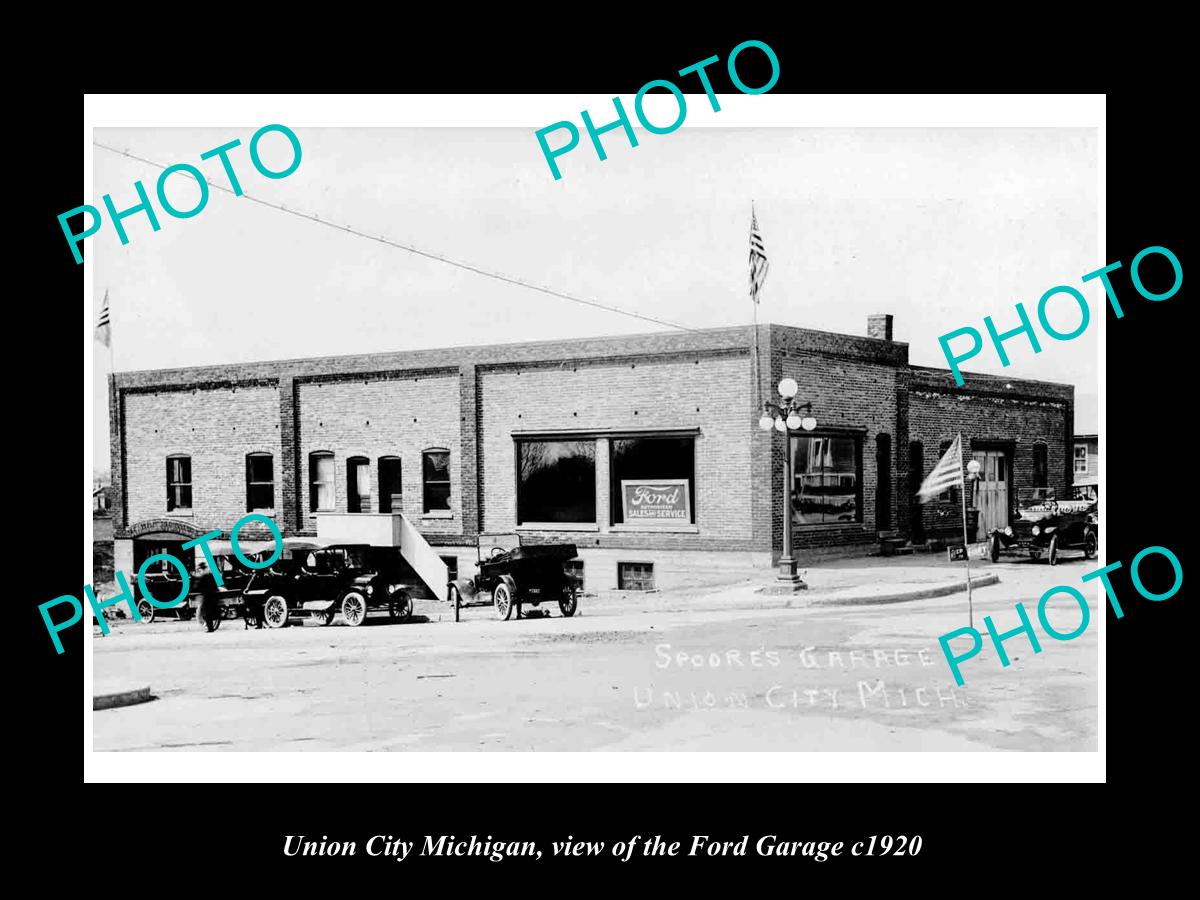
[792,434,862,525]
[610,436,695,526]
[516,439,596,524]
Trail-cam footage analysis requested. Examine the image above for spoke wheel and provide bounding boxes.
[1084,531,1097,560]
[263,596,289,629]
[137,600,156,624]
[389,590,413,623]
[559,585,578,618]
[1048,535,1059,566]
[341,591,367,627]
[494,583,514,621]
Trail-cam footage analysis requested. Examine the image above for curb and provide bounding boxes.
[428,573,1002,620]
[94,686,153,711]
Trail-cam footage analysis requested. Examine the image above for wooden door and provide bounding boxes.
[971,450,1010,539]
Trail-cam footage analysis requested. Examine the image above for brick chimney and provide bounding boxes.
[867,314,894,341]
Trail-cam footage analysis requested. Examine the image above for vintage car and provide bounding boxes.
[241,541,417,629]
[990,491,1098,565]
[135,552,266,629]
[449,533,580,621]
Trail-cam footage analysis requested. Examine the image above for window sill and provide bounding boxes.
[792,522,867,530]
[248,509,276,517]
[611,524,699,534]
[422,511,455,520]
[165,510,194,518]
[517,523,600,533]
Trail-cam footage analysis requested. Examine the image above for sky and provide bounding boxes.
[90,126,1099,475]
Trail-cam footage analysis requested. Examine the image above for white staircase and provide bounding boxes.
[314,513,449,601]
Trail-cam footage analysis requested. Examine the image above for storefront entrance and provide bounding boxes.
[971,449,1010,540]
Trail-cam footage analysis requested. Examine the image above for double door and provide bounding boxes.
[971,449,1009,540]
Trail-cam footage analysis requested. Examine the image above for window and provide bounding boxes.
[791,434,862,525]
[440,555,458,582]
[422,449,452,514]
[309,451,334,512]
[516,439,595,524]
[166,456,192,511]
[347,456,371,513]
[1033,442,1049,489]
[1074,445,1088,474]
[245,453,274,512]
[618,562,655,591]
[565,559,584,591]
[610,436,695,526]
[379,456,403,513]
[875,434,892,530]
[908,441,925,542]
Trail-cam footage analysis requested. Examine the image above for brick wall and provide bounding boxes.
[907,366,1073,537]
[477,351,755,550]
[295,372,461,535]
[122,383,283,535]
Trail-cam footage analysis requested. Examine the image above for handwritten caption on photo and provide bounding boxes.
[937,244,1182,385]
[638,642,967,712]
[42,513,282,654]
[938,543,1182,685]
[61,124,303,264]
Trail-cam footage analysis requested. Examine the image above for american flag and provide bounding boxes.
[96,290,111,348]
[917,433,964,503]
[749,208,769,304]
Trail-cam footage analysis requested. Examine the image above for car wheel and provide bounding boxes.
[389,590,413,623]
[137,600,156,624]
[263,596,289,629]
[559,587,578,618]
[341,591,367,627]
[990,536,1001,563]
[1084,530,1097,559]
[494,582,514,621]
[1048,535,1059,566]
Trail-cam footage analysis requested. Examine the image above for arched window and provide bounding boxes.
[422,449,451,514]
[908,441,925,542]
[309,451,334,512]
[378,456,402,513]
[166,455,192,511]
[875,433,892,530]
[347,456,371,513]
[245,452,275,512]
[1032,441,1049,495]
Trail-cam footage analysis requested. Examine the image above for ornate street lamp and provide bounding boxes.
[758,378,817,589]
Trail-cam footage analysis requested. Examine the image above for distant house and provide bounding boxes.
[1073,434,1098,501]
[93,484,111,514]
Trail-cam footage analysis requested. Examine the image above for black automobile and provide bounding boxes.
[135,553,263,630]
[241,541,416,629]
[449,533,580,621]
[990,491,1098,565]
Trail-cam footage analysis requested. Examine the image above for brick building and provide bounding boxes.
[108,318,1074,593]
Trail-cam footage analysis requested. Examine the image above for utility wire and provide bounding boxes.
[92,142,701,334]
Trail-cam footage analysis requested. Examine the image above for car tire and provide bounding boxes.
[559,587,578,618]
[1048,535,1059,566]
[137,600,156,624]
[494,582,514,621]
[389,590,413,623]
[341,591,367,627]
[1084,530,1097,559]
[990,536,1001,563]
[450,586,461,623]
[263,596,289,629]
[321,607,336,626]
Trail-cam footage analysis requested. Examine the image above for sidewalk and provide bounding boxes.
[425,556,1000,621]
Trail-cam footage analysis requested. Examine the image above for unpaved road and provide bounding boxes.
[92,558,1097,751]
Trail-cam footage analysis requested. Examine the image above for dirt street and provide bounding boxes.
[92,558,1097,751]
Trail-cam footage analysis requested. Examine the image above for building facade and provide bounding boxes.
[1073,433,1099,501]
[108,319,1074,593]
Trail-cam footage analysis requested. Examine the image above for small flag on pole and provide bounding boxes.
[917,433,964,503]
[749,207,769,304]
[96,291,111,348]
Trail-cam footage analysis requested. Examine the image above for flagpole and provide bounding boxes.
[750,201,762,414]
[957,431,974,629]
